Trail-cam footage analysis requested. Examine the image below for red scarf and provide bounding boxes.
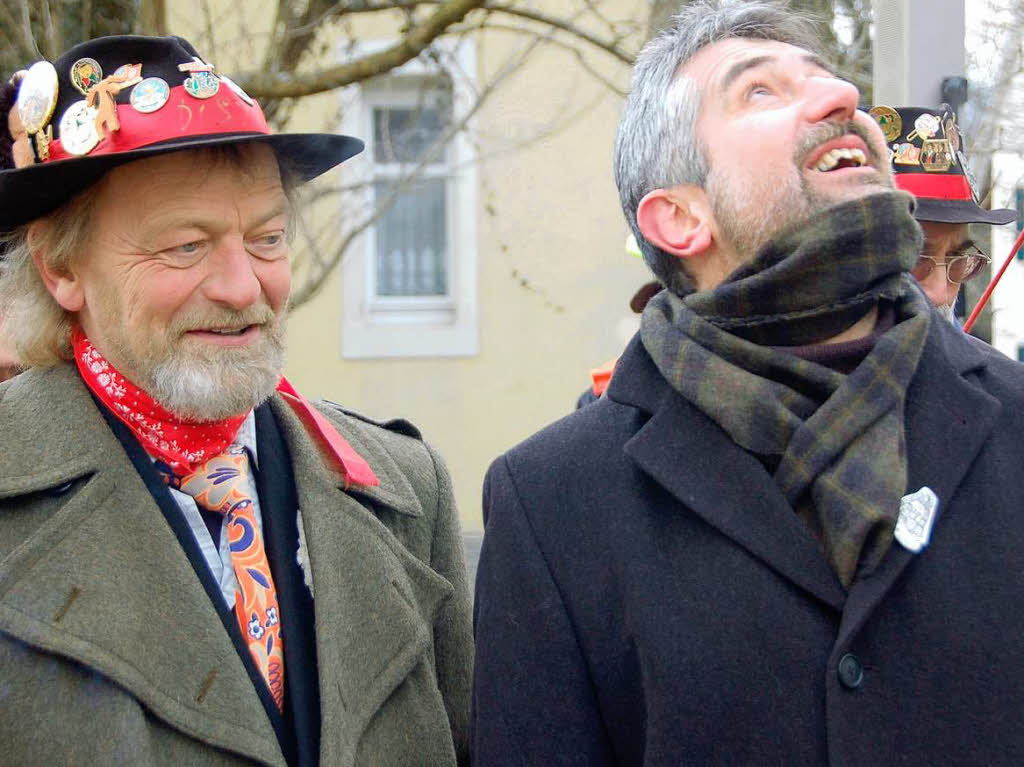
[72,327,378,486]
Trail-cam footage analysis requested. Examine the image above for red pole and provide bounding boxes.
[963,227,1024,334]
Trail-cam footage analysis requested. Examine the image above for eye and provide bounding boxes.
[745,81,773,99]
[248,230,288,259]
[161,240,206,266]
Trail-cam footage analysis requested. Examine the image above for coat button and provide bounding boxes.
[838,653,864,689]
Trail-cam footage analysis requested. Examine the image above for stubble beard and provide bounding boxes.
[706,120,891,268]
[706,164,820,269]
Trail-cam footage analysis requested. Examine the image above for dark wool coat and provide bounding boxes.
[473,317,1024,766]
[0,364,473,767]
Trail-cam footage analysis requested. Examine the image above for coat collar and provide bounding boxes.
[0,364,449,767]
[268,396,453,766]
[607,316,1000,611]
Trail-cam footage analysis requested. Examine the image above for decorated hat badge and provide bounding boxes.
[867,103,1017,226]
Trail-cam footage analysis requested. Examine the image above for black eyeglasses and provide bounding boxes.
[911,244,990,285]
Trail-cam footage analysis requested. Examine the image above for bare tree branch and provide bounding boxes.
[40,0,61,60]
[18,0,38,59]
[81,0,95,40]
[479,3,634,64]
[288,16,549,307]
[235,0,488,98]
[448,19,629,93]
[271,0,636,66]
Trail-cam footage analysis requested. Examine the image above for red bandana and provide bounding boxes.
[72,326,245,472]
[72,326,380,486]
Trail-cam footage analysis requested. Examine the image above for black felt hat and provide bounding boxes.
[868,104,1016,226]
[0,35,363,230]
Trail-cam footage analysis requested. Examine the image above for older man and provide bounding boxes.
[473,1,1024,764]
[0,35,472,766]
[868,104,1017,319]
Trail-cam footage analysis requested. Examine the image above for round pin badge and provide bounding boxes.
[219,75,254,106]
[16,61,59,135]
[59,100,100,155]
[70,58,103,95]
[868,106,902,143]
[907,113,940,142]
[184,71,220,99]
[130,77,171,113]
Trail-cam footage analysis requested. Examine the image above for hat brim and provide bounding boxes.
[0,132,363,230]
[913,197,1018,226]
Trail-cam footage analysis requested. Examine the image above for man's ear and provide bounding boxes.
[29,224,85,313]
[636,185,713,259]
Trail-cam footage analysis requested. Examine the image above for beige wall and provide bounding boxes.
[169,1,649,531]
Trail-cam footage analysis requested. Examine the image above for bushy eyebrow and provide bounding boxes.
[719,51,835,95]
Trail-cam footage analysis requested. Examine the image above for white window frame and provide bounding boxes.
[338,39,478,359]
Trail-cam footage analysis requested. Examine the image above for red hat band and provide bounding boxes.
[895,173,973,202]
[47,84,268,163]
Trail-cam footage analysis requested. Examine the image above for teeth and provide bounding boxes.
[814,147,866,171]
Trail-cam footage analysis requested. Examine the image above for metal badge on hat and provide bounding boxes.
[906,113,940,142]
[178,56,220,99]
[869,106,902,143]
[130,77,171,113]
[59,100,100,156]
[86,64,144,139]
[893,142,921,166]
[921,138,953,172]
[943,113,960,155]
[70,57,103,95]
[14,61,59,163]
[959,149,981,203]
[219,75,254,107]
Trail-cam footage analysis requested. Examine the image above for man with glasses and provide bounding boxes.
[869,104,1017,321]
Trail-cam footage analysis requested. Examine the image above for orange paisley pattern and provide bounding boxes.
[170,445,285,710]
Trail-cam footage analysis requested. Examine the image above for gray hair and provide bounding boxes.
[0,143,301,369]
[0,189,99,368]
[613,0,823,294]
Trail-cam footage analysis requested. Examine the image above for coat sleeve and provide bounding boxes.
[472,455,614,766]
[426,442,475,767]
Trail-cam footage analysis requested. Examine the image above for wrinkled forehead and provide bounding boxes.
[680,37,833,104]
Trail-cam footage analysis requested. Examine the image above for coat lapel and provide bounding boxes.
[835,322,1001,648]
[268,398,454,767]
[0,365,284,766]
[610,337,847,610]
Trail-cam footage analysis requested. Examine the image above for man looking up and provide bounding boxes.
[0,35,472,766]
[472,2,1024,764]
[869,104,1017,321]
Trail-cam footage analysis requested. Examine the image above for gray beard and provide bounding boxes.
[148,341,286,421]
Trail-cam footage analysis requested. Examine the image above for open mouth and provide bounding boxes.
[812,147,867,172]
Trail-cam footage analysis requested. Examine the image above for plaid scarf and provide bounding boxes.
[640,191,931,587]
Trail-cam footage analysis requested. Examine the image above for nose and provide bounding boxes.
[801,74,860,126]
[201,238,262,309]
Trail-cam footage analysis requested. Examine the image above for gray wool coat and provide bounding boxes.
[0,364,473,766]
